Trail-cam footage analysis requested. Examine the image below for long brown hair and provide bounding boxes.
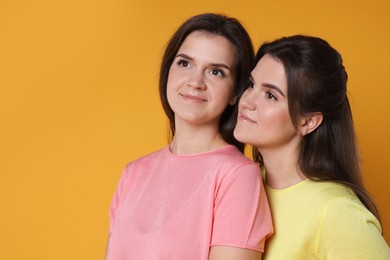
[253,35,380,221]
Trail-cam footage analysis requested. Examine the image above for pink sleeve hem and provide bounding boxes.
[209,242,265,253]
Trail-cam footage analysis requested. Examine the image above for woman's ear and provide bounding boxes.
[298,112,323,136]
[229,95,237,105]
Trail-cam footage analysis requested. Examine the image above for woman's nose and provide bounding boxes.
[187,71,206,90]
[239,89,256,110]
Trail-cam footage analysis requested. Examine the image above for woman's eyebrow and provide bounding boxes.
[262,83,286,97]
[175,53,193,60]
[175,53,231,71]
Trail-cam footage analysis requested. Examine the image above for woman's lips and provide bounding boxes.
[180,93,207,102]
[238,113,256,124]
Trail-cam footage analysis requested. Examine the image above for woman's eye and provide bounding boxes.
[266,92,277,101]
[210,69,225,77]
[177,59,189,67]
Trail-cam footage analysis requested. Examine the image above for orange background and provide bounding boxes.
[1,0,389,259]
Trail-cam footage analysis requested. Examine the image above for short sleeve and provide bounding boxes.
[317,196,390,259]
[210,164,273,252]
[109,164,131,234]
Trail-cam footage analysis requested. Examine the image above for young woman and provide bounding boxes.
[106,14,273,260]
[234,35,390,259]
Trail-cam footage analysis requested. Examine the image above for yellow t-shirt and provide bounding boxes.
[264,180,390,259]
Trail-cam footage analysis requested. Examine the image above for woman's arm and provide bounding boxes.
[209,246,262,260]
[210,165,272,256]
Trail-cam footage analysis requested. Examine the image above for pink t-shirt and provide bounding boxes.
[107,145,273,260]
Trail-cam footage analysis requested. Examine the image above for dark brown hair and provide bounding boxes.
[253,35,380,221]
[159,13,254,152]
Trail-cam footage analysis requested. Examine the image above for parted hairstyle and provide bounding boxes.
[253,35,380,221]
[159,13,254,153]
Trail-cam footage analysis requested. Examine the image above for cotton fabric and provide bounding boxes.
[107,145,273,260]
[264,179,390,259]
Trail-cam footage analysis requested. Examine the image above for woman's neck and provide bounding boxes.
[170,135,228,155]
[170,119,229,155]
[260,145,307,189]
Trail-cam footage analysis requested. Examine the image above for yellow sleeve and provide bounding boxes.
[316,196,390,259]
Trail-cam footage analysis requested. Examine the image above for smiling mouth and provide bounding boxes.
[238,113,256,124]
[180,93,207,102]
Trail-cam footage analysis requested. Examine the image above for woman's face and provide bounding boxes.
[166,31,236,128]
[234,54,297,150]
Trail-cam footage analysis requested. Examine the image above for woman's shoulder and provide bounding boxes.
[316,181,381,230]
[310,182,384,242]
[301,180,356,200]
[123,146,168,169]
[295,181,389,258]
[315,183,389,258]
[284,181,371,216]
[213,145,255,163]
